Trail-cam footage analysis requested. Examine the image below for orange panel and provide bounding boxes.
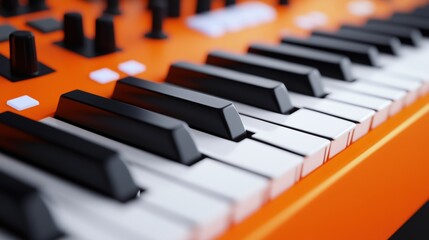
[0,0,428,239]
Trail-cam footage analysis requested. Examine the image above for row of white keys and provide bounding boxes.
[190,129,303,198]
[240,115,330,176]
[0,153,192,240]
[233,102,355,158]
[352,64,423,105]
[378,53,429,94]
[42,117,269,224]
[288,92,375,142]
[322,77,407,115]
[128,165,230,240]
[325,90,391,128]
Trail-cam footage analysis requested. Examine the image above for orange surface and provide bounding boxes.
[0,0,428,239]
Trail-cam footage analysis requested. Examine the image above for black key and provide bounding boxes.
[56,90,201,165]
[165,61,293,113]
[0,111,139,202]
[281,35,380,66]
[312,29,402,55]
[248,43,354,81]
[412,7,429,18]
[389,13,429,36]
[0,170,62,240]
[343,22,422,46]
[112,77,246,141]
[206,51,325,97]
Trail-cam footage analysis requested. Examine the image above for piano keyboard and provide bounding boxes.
[0,0,428,239]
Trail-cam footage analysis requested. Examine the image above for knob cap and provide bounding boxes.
[104,0,121,15]
[29,0,47,10]
[145,0,168,39]
[1,0,20,14]
[9,31,39,77]
[95,15,117,54]
[63,12,85,49]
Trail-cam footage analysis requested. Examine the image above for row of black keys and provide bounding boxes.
[3,5,429,240]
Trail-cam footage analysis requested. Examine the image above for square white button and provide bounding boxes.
[90,68,120,84]
[7,95,39,111]
[118,60,146,76]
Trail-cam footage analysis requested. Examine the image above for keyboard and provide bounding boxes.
[0,0,428,239]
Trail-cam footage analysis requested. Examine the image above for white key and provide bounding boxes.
[190,130,303,198]
[326,90,391,128]
[352,65,422,105]
[289,93,374,142]
[323,78,407,115]
[233,102,355,158]
[42,117,269,223]
[241,115,329,176]
[0,153,192,240]
[48,202,136,240]
[129,165,230,240]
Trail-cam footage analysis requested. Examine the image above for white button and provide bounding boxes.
[90,68,120,84]
[118,60,146,76]
[7,95,39,111]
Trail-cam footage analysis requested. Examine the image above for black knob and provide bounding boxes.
[9,31,39,77]
[225,0,236,7]
[279,0,289,5]
[63,12,85,49]
[167,0,181,18]
[145,0,168,39]
[95,15,117,54]
[28,0,47,10]
[147,0,154,9]
[1,0,20,13]
[104,0,121,15]
[196,0,211,14]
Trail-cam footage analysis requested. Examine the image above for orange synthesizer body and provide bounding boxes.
[0,0,428,239]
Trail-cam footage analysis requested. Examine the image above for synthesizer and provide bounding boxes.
[0,0,428,239]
